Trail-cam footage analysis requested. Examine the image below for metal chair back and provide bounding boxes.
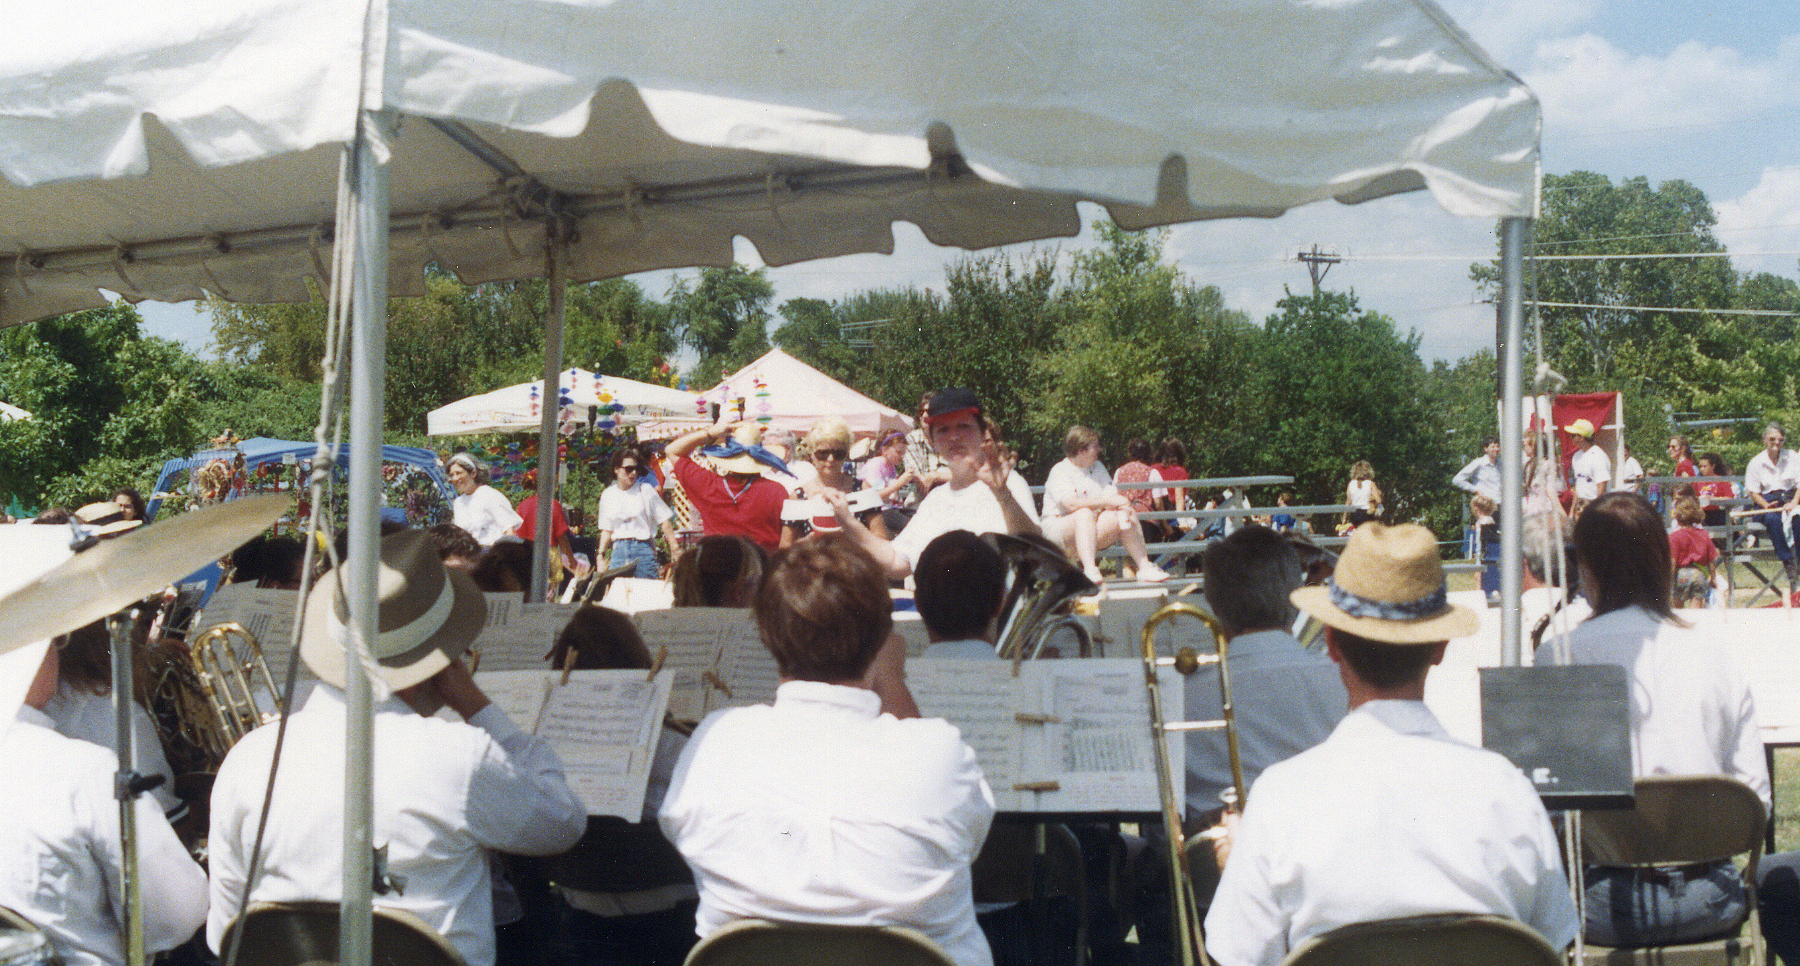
[683,919,956,966]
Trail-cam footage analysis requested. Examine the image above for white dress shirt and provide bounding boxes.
[208,684,586,966]
[1745,449,1800,496]
[1204,701,1579,966]
[891,473,1039,573]
[595,480,674,541]
[452,484,525,546]
[1570,445,1612,500]
[1041,459,1114,519]
[42,681,183,817]
[1567,606,1769,808]
[660,680,996,966]
[1452,456,1502,503]
[1183,629,1346,814]
[1,708,207,966]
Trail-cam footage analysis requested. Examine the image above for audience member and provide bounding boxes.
[665,417,790,552]
[1343,460,1382,528]
[1668,497,1718,608]
[447,452,524,547]
[1040,426,1168,584]
[1744,422,1800,583]
[595,449,677,580]
[669,536,767,608]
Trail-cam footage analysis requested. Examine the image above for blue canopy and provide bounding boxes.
[147,436,452,523]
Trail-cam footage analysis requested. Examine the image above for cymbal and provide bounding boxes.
[0,493,288,657]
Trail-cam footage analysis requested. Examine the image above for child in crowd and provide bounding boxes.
[1668,496,1719,608]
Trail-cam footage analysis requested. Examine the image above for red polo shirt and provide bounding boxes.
[674,455,787,550]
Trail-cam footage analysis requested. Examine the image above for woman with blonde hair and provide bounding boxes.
[1041,425,1168,584]
[793,417,885,539]
[1344,460,1382,528]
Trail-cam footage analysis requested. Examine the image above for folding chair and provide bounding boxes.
[972,821,1089,966]
[1279,912,1565,966]
[1581,776,1767,966]
[684,919,956,966]
[218,900,468,966]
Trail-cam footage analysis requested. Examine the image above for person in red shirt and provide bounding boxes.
[666,416,792,551]
[513,468,576,572]
[1667,497,1719,608]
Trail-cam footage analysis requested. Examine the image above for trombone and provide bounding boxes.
[1141,600,1245,966]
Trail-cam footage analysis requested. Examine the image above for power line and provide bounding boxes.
[1333,249,1800,263]
[1523,300,1796,317]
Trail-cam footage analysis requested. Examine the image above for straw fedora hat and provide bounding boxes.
[1291,523,1477,644]
[300,530,487,690]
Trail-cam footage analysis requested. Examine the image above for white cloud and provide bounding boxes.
[1715,167,1800,279]
[1523,32,1800,144]
[1436,0,1606,65]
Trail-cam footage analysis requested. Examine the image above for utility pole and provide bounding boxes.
[1297,245,1341,294]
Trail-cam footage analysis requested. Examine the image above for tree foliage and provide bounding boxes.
[668,265,774,385]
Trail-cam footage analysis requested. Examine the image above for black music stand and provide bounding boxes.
[1480,664,1633,810]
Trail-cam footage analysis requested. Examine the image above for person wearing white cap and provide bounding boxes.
[206,531,586,966]
[1203,523,1578,966]
[1564,418,1611,516]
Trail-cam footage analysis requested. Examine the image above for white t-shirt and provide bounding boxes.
[1041,458,1114,519]
[891,472,1039,572]
[595,480,674,541]
[1570,445,1611,500]
[452,484,524,546]
[1612,456,1644,493]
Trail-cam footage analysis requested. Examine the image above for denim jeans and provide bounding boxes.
[609,538,660,579]
[1585,860,1747,946]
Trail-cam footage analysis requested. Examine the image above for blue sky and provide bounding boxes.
[138,0,1800,365]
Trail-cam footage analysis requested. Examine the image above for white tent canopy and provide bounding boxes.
[694,348,911,438]
[426,368,702,436]
[0,401,29,422]
[0,3,1540,963]
[2,0,1536,326]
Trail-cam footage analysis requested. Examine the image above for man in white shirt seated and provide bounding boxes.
[1187,526,1346,819]
[912,530,1006,661]
[208,531,587,966]
[1204,523,1578,966]
[1,638,208,966]
[831,387,1039,581]
[660,534,996,966]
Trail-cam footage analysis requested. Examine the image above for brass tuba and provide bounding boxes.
[1140,601,1243,966]
[986,532,1099,660]
[147,622,283,769]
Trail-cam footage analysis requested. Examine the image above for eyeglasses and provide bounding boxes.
[619,464,642,474]
[815,448,848,460]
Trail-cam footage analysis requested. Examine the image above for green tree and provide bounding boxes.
[1254,290,1452,528]
[1472,172,1734,388]
[772,297,862,386]
[0,303,206,508]
[865,251,1063,469]
[1029,223,1261,476]
[667,265,773,384]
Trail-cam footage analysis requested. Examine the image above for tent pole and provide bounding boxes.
[531,230,567,602]
[1498,216,1529,667]
[341,109,393,966]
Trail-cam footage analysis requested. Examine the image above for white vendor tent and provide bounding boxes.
[0,401,29,422]
[0,1,1542,962]
[426,368,702,436]
[700,348,912,437]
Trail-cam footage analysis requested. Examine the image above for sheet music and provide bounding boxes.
[195,584,302,658]
[537,671,674,820]
[472,670,554,733]
[908,661,1025,809]
[1025,662,1176,813]
[782,489,880,521]
[906,658,1172,813]
[472,595,578,671]
[710,614,779,713]
[633,608,734,722]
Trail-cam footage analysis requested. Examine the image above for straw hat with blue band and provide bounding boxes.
[700,423,791,477]
[299,530,488,691]
[1291,523,1478,644]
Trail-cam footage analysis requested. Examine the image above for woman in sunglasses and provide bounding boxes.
[596,448,679,578]
[794,418,888,540]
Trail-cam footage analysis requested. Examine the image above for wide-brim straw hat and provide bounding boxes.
[300,530,487,690]
[705,423,772,476]
[1291,522,1478,644]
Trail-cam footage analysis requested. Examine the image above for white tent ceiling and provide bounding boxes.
[1,0,1537,326]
